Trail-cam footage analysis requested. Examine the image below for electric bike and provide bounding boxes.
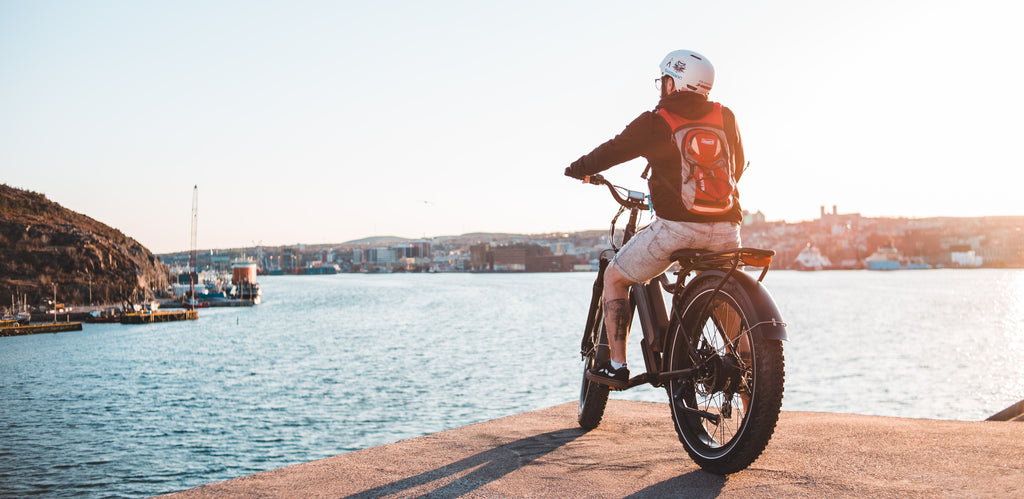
[577,174,787,475]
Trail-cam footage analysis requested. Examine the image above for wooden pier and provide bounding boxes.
[120,310,199,324]
[0,309,200,337]
[0,322,84,337]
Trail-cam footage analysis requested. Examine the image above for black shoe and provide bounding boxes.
[586,361,629,389]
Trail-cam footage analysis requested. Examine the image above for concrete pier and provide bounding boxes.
[161,400,1023,498]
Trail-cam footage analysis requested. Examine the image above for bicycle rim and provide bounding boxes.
[578,302,610,429]
[666,277,784,474]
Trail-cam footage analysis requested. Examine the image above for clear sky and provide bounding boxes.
[2,1,1022,254]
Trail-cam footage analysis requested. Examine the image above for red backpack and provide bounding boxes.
[657,103,736,216]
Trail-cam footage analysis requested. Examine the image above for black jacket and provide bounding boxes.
[567,91,745,223]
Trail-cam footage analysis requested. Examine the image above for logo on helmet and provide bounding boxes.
[672,60,687,73]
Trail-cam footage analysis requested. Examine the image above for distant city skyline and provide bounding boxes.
[160,211,1024,274]
[162,209,1022,257]
[3,1,1022,254]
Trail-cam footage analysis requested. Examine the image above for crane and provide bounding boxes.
[187,185,198,310]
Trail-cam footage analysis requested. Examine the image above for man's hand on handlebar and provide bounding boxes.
[564,166,585,180]
[564,166,605,185]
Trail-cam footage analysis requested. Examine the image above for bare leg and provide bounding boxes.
[603,264,635,364]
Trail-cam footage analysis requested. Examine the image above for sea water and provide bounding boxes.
[1,270,1022,497]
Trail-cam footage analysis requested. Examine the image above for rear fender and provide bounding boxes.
[688,269,788,341]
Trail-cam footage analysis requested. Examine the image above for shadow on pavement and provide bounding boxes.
[626,469,728,498]
[343,427,586,498]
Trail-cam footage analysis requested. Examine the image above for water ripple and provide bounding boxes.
[2,270,1022,496]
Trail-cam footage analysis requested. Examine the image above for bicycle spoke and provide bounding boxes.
[711,303,743,353]
[677,295,756,449]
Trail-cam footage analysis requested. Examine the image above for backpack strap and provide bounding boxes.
[657,107,685,131]
[657,102,723,131]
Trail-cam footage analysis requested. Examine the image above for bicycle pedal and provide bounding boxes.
[604,373,648,390]
[585,371,629,390]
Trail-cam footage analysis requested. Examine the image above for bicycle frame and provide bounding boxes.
[581,174,785,391]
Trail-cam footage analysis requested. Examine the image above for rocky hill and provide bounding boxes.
[0,184,171,309]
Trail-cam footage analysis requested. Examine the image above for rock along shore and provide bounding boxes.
[161,400,1023,498]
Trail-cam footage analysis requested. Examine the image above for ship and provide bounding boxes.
[3,310,32,325]
[305,263,340,275]
[231,259,262,304]
[864,246,932,270]
[5,294,33,325]
[794,244,832,270]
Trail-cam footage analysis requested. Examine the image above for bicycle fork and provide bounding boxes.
[580,257,610,363]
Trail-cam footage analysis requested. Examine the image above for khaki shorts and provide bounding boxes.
[611,218,741,283]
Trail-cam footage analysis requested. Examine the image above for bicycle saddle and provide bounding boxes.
[670,248,711,265]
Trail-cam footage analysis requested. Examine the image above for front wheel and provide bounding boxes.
[578,300,610,430]
[665,275,785,474]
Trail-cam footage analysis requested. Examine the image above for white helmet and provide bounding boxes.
[659,50,714,96]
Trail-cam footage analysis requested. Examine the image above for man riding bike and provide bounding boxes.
[564,49,746,388]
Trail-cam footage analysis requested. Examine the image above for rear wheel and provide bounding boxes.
[578,300,610,430]
[665,276,784,474]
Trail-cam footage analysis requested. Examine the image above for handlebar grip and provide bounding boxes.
[585,174,605,185]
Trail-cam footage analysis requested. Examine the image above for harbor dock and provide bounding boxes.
[120,310,199,324]
[0,321,83,337]
[0,307,200,336]
[161,400,1024,498]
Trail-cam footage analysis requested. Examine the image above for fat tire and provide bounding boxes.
[666,276,785,474]
[578,301,610,430]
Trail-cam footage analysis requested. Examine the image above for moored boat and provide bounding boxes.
[864,246,932,270]
[231,259,262,305]
[794,244,832,270]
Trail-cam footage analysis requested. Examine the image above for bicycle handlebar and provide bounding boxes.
[583,174,647,210]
